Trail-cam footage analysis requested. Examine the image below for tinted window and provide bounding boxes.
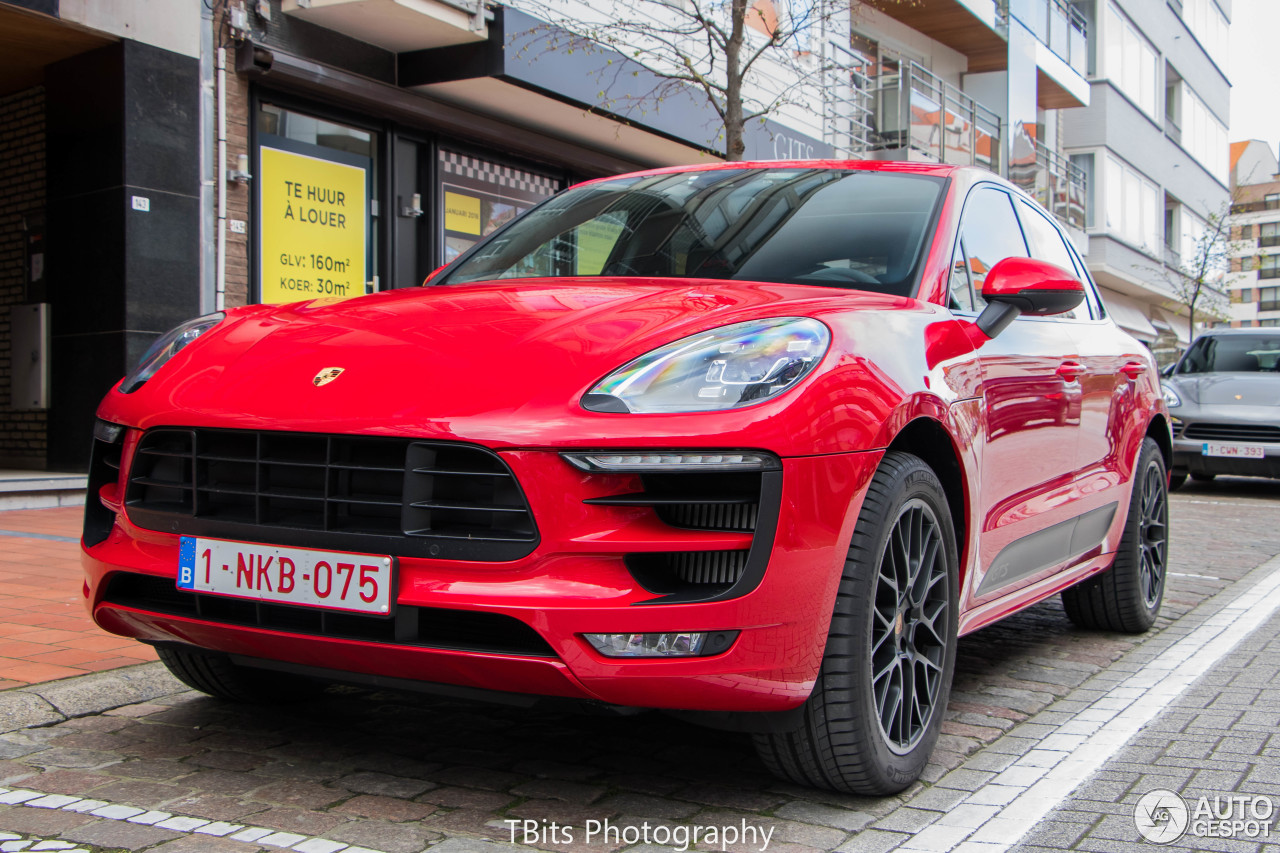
[439,169,945,295]
[1177,335,1280,373]
[958,187,1028,310]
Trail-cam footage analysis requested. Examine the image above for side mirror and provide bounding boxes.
[975,257,1085,338]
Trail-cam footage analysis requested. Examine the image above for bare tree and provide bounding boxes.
[1171,206,1232,340]
[510,0,896,161]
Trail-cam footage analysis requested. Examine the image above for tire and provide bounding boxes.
[753,452,959,794]
[1190,472,1216,483]
[1061,437,1168,633]
[157,645,324,703]
[1168,472,1187,491]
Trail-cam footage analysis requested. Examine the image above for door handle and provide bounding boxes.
[1120,361,1146,380]
[1056,361,1085,382]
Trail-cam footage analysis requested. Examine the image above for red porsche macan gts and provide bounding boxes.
[82,161,1171,794]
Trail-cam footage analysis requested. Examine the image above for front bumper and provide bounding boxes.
[83,435,880,712]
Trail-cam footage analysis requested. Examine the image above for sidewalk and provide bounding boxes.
[0,507,155,688]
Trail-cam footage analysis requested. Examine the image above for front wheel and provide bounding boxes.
[754,452,959,794]
[1061,437,1168,633]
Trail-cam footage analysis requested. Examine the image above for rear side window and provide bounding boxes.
[957,187,1028,310]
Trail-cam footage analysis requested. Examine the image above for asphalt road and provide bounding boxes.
[0,476,1278,853]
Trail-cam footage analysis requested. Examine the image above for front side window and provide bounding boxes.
[439,169,945,296]
[1177,335,1280,373]
[957,186,1028,310]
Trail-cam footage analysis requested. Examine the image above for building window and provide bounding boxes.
[1180,85,1228,182]
[1104,155,1158,253]
[1180,0,1229,71]
[1104,3,1158,119]
[1260,255,1280,281]
[1070,152,1095,228]
[1261,222,1280,248]
[1259,286,1280,312]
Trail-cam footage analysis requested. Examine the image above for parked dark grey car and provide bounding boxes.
[1163,329,1280,489]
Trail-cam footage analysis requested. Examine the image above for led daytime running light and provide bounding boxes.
[562,451,780,473]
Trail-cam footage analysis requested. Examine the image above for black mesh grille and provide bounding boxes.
[103,572,555,657]
[125,429,537,561]
[627,551,750,594]
[1183,423,1280,443]
[658,501,759,532]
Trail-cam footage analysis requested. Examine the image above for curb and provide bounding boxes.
[0,662,185,734]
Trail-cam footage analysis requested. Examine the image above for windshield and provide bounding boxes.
[437,168,945,296]
[1177,335,1280,374]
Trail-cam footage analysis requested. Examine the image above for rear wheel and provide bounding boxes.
[754,452,958,794]
[157,646,323,703]
[1061,437,1168,633]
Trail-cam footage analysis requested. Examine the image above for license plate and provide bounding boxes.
[1201,443,1265,459]
[177,536,394,616]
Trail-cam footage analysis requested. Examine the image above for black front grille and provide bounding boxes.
[125,429,537,561]
[1183,422,1280,443]
[103,572,555,657]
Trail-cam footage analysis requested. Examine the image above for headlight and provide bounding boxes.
[583,318,830,414]
[120,312,224,394]
[1161,384,1182,408]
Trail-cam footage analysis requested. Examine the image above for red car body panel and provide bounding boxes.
[83,161,1167,713]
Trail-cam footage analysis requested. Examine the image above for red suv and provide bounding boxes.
[82,162,1170,794]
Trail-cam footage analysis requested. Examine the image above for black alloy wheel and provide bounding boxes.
[754,451,958,794]
[871,499,950,754]
[1062,437,1168,633]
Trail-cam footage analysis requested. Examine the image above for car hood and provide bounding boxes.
[1167,372,1280,408]
[100,278,916,446]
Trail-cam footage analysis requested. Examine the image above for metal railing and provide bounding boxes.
[1009,138,1087,230]
[821,41,873,159]
[1007,0,1088,76]
[1261,235,1280,249]
[1231,199,1280,214]
[867,62,1001,173]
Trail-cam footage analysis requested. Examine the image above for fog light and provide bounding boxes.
[562,451,780,473]
[583,630,738,658]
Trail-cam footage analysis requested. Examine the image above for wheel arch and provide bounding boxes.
[885,417,969,586]
[1146,413,1173,471]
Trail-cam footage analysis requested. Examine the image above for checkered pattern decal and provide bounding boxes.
[439,150,559,197]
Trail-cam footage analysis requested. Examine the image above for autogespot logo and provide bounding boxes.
[1134,789,1190,844]
[1135,790,1276,844]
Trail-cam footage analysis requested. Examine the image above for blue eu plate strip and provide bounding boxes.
[177,536,197,589]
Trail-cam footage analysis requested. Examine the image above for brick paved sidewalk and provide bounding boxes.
[0,507,156,687]
[1013,607,1280,853]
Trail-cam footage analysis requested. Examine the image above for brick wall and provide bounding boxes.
[0,87,48,469]
[225,33,252,308]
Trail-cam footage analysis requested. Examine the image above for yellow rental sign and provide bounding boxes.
[259,146,366,304]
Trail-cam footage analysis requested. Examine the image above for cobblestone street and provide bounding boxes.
[0,477,1277,853]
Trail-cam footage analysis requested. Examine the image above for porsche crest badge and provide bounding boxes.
[313,367,345,387]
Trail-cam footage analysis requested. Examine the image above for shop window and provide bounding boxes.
[255,103,378,304]
[438,150,560,265]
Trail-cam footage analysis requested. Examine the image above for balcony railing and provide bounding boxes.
[1007,0,1088,76]
[1260,301,1280,312]
[1261,267,1280,280]
[867,62,1001,173]
[822,41,873,159]
[1009,138,1087,231]
[1232,199,1280,214]
[1260,235,1280,249]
